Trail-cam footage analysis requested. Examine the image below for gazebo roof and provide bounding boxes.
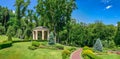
[33,26,49,31]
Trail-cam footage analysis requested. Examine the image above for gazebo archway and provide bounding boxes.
[32,26,49,40]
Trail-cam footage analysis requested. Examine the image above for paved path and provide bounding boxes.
[70,48,83,59]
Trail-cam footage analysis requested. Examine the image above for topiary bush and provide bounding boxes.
[0,41,12,49]
[32,41,40,47]
[93,38,103,52]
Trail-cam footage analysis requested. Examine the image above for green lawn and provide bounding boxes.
[0,42,62,59]
[98,54,120,59]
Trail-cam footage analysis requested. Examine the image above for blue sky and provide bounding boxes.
[0,0,120,25]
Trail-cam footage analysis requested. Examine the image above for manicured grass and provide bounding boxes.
[98,54,120,59]
[0,42,62,59]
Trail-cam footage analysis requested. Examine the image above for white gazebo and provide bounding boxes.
[32,26,49,40]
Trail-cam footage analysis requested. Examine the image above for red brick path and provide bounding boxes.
[70,48,83,59]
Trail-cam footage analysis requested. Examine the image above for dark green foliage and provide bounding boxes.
[48,32,55,45]
[0,41,12,49]
[32,41,40,47]
[93,38,103,52]
[115,22,120,46]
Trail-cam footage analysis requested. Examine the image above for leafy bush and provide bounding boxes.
[68,47,76,52]
[82,46,102,59]
[7,35,12,41]
[28,46,37,50]
[83,46,90,50]
[108,40,116,48]
[82,50,94,55]
[93,38,103,52]
[32,41,40,47]
[62,49,70,59]
[0,41,12,49]
[55,45,64,50]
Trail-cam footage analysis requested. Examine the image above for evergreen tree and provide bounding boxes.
[48,32,55,45]
[93,38,103,52]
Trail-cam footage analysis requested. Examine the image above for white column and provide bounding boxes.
[47,31,49,40]
[33,31,34,40]
[42,30,44,40]
[36,31,38,40]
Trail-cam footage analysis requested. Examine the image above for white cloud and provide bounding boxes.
[105,5,112,9]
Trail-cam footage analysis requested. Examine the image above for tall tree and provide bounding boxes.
[114,22,120,46]
[14,0,30,26]
[36,0,76,42]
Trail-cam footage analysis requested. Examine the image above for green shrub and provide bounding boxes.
[93,38,103,52]
[32,41,40,47]
[7,35,12,41]
[0,41,12,49]
[62,49,70,59]
[82,46,102,59]
[55,45,64,50]
[83,46,90,50]
[28,46,37,50]
[82,49,101,59]
[108,40,116,48]
[68,47,76,52]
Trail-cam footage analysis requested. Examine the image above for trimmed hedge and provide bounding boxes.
[32,41,40,47]
[12,40,47,43]
[0,41,12,49]
[28,46,37,50]
[55,45,64,50]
